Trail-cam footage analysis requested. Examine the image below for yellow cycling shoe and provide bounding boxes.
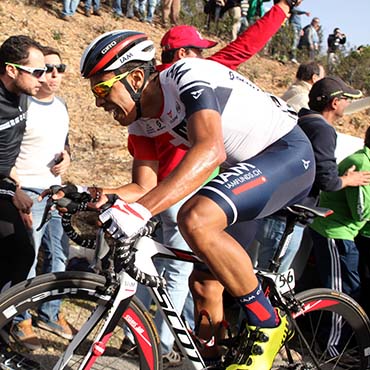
[226,308,293,370]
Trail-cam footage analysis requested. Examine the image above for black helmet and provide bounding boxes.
[80,30,155,78]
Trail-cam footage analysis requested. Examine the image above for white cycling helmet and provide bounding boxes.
[80,30,155,78]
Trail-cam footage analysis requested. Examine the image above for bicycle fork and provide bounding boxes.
[52,272,138,370]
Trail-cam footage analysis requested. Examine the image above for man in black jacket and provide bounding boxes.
[0,34,46,369]
[327,28,346,72]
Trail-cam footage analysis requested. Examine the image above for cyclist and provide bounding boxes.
[70,1,297,364]
[78,27,315,369]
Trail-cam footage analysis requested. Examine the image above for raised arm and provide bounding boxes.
[209,0,291,70]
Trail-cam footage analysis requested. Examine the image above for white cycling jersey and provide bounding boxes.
[129,58,297,167]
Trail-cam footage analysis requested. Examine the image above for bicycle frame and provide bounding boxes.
[52,231,206,370]
[50,203,335,370]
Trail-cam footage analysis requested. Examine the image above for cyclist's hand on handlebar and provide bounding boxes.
[99,198,152,239]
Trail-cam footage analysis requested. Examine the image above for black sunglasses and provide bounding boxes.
[45,64,67,73]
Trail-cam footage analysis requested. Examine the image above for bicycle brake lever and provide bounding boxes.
[36,196,55,231]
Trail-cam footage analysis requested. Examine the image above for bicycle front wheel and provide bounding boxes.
[286,288,370,370]
[0,271,162,370]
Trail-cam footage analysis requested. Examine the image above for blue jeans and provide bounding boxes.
[85,0,100,12]
[112,0,123,14]
[256,216,305,272]
[138,0,157,21]
[135,196,194,354]
[62,0,79,16]
[15,188,69,323]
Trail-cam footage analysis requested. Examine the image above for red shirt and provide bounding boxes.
[128,4,286,181]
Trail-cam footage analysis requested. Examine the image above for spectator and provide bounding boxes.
[161,0,180,27]
[309,125,370,355]
[238,0,249,34]
[281,61,325,112]
[327,27,346,73]
[61,0,79,20]
[137,0,157,23]
[11,46,73,351]
[112,0,125,17]
[204,0,242,41]
[256,76,369,273]
[84,0,102,16]
[0,34,45,370]
[246,0,266,24]
[298,17,320,60]
[288,5,310,63]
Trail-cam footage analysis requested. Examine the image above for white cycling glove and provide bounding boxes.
[99,198,152,239]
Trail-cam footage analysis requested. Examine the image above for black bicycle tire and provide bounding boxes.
[0,271,162,370]
[292,287,370,369]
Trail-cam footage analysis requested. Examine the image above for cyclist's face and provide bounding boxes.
[90,72,137,126]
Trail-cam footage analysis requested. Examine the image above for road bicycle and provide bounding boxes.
[0,193,369,370]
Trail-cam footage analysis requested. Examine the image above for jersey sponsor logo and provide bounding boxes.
[118,52,133,64]
[211,163,261,185]
[191,89,204,100]
[101,40,117,54]
[302,159,311,170]
[0,112,27,131]
[166,62,190,84]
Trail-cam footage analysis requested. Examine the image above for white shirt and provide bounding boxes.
[16,96,69,188]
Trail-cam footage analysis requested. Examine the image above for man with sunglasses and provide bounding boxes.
[0,34,46,369]
[11,46,73,351]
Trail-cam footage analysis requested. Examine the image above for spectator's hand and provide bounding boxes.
[305,11,311,16]
[99,198,152,240]
[51,150,71,176]
[12,187,33,214]
[341,165,370,187]
[20,211,33,229]
[38,184,93,213]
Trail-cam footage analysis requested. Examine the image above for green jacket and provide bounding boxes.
[310,146,370,240]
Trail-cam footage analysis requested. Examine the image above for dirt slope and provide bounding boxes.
[1,0,369,188]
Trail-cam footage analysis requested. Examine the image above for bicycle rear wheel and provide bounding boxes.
[283,288,370,370]
[0,271,162,370]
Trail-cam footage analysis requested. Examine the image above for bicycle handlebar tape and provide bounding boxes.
[61,208,97,249]
[116,232,166,288]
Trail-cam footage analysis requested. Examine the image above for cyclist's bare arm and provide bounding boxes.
[137,109,225,216]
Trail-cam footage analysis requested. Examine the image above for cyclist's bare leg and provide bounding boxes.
[178,194,259,297]
[189,269,225,358]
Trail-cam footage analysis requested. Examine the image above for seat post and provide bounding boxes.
[267,212,297,273]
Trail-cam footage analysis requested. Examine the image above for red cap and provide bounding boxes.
[160,25,218,51]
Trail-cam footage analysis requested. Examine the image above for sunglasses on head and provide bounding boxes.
[5,62,46,78]
[91,70,132,98]
[46,63,67,73]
